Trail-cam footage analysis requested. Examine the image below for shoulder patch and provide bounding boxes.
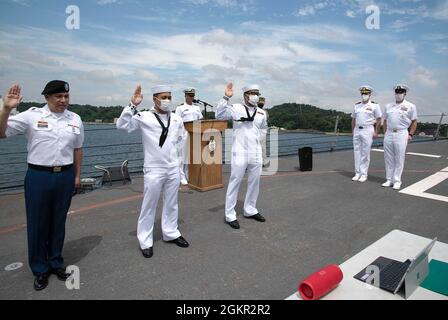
[355,102,362,105]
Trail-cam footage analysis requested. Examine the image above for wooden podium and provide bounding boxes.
[184,120,228,192]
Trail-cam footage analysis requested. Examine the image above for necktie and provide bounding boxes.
[237,105,257,122]
[153,112,171,147]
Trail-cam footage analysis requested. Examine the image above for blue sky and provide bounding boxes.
[0,0,447,117]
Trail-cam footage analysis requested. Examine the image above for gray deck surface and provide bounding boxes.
[1,140,447,300]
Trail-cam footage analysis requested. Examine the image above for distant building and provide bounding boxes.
[95,119,103,124]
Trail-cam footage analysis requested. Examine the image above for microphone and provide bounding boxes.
[193,99,215,108]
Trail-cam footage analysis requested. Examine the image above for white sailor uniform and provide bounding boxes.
[117,104,185,249]
[216,98,268,222]
[175,102,203,182]
[383,100,417,185]
[351,101,382,177]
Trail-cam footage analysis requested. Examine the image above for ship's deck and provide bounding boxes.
[0,140,447,299]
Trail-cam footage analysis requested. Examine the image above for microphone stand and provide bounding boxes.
[194,99,215,120]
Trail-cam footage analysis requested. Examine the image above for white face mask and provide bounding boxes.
[361,94,370,102]
[156,97,172,112]
[248,94,259,106]
[395,93,405,103]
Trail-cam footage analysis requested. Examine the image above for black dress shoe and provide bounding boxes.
[141,247,153,258]
[167,236,189,248]
[227,220,240,229]
[34,274,49,291]
[244,213,266,222]
[51,268,71,281]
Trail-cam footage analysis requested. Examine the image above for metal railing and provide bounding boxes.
[0,114,446,191]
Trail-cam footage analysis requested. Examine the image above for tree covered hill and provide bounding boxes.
[14,101,446,135]
[17,102,124,123]
[267,103,352,132]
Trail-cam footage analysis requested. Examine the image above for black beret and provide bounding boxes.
[41,80,70,95]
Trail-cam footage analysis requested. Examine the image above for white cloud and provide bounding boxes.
[240,22,365,45]
[96,0,120,5]
[389,18,421,32]
[346,10,356,18]
[78,70,117,83]
[183,0,254,12]
[389,41,417,64]
[295,1,332,17]
[11,0,29,5]
[431,0,448,20]
[0,11,446,116]
[408,66,439,87]
[296,5,316,16]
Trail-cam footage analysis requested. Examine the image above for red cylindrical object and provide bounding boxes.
[298,265,343,300]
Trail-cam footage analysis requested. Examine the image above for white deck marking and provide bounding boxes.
[373,149,442,159]
[406,152,441,158]
[400,166,448,203]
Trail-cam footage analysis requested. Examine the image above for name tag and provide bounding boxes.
[34,121,52,131]
[37,121,48,129]
[67,124,80,134]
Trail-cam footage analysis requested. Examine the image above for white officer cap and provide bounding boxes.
[358,85,373,94]
[394,84,409,92]
[242,84,260,93]
[183,87,196,94]
[151,85,172,95]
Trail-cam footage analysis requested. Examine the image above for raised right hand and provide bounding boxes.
[2,84,23,110]
[224,82,233,98]
[131,85,143,106]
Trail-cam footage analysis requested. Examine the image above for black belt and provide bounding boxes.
[28,163,73,173]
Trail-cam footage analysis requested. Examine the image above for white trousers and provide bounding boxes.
[137,166,181,249]
[383,130,409,184]
[353,126,374,176]
[179,137,189,181]
[225,155,262,222]
[261,138,267,164]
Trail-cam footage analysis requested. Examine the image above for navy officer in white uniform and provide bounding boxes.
[175,87,203,185]
[0,82,84,291]
[382,84,418,190]
[216,83,268,229]
[351,85,382,183]
[117,85,189,259]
